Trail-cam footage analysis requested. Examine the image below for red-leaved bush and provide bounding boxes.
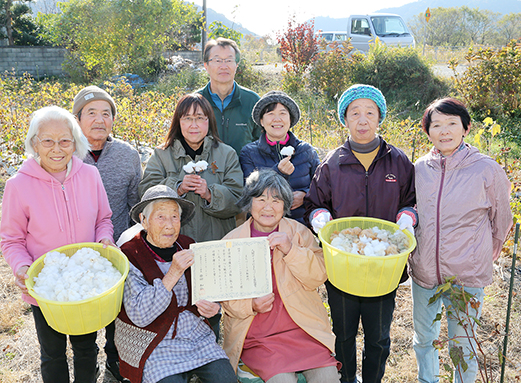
[277,16,319,75]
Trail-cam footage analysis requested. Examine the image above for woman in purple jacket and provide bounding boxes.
[411,98,512,383]
[0,106,114,383]
[240,91,319,224]
[305,84,416,383]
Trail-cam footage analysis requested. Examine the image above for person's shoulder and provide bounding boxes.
[110,137,138,152]
[177,234,195,247]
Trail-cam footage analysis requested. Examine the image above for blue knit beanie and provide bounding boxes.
[337,84,387,125]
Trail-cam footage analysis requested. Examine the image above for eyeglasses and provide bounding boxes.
[180,116,209,125]
[36,136,75,148]
[207,58,236,66]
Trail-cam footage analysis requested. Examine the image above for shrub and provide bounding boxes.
[309,41,353,101]
[277,16,318,76]
[451,41,521,120]
[348,41,451,112]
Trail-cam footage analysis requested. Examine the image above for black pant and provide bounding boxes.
[32,305,98,383]
[104,320,119,364]
[326,282,396,383]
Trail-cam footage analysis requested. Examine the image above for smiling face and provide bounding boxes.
[250,189,285,233]
[345,98,380,144]
[204,45,238,87]
[34,119,76,173]
[260,103,291,142]
[141,200,181,248]
[77,100,114,150]
[180,105,209,150]
[428,110,468,156]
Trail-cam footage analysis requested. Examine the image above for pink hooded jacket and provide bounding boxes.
[1,156,113,305]
[410,144,512,289]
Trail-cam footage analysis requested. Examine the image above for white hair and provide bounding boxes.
[25,105,90,159]
[141,199,183,222]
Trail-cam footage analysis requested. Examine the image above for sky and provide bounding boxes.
[188,0,416,36]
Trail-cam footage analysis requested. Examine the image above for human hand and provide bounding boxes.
[15,265,29,295]
[252,293,275,313]
[179,175,211,201]
[268,232,292,255]
[397,214,414,236]
[196,300,221,318]
[311,210,332,233]
[277,156,295,175]
[291,191,306,210]
[99,237,116,248]
[163,249,194,291]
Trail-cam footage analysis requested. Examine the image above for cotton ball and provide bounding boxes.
[183,161,195,173]
[280,146,295,156]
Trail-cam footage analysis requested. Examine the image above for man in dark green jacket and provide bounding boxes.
[197,37,260,154]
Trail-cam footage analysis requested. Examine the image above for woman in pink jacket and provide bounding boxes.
[411,98,512,383]
[0,106,114,383]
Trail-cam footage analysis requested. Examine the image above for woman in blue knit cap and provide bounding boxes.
[305,84,417,383]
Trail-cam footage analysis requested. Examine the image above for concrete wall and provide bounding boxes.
[0,47,202,78]
[164,50,202,62]
[0,46,66,78]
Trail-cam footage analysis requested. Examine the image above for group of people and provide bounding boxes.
[0,36,513,383]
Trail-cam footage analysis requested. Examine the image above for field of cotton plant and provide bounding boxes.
[1,57,521,381]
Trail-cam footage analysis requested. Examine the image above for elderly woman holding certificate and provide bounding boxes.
[115,185,236,383]
[221,169,340,383]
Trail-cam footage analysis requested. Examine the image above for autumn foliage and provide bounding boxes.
[277,17,318,75]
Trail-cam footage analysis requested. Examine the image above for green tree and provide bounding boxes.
[408,6,500,47]
[41,0,202,81]
[207,21,242,45]
[496,13,521,45]
[0,0,46,45]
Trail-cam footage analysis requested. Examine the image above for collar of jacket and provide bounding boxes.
[203,81,242,110]
[338,136,391,165]
[425,143,479,171]
[171,135,215,160]
[258,131,299,155]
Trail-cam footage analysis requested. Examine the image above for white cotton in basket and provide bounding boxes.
[33,248,122,302]
[329,226,409,257]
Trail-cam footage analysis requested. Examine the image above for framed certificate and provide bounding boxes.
[190,237,272,302]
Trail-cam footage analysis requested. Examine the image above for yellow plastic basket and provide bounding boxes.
[318,217,416,297]
[26,242,129,335]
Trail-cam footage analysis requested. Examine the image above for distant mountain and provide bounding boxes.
[313,0,521,32]
[192,5,258,37]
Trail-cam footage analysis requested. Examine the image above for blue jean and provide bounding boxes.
[157,358,237,383]
[412,281,484,383]
[32,305,98,383]
[326,281,396,383]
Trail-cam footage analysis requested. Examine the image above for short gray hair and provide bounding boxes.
[140,199,183,223]
[237,169,293,215]
[25,106,90,159]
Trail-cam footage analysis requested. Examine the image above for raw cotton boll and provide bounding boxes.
[183,162,195,173]
[329,225,410,257]
[280,146,295,156]
[33,247,122,302]
[194,160,208,172]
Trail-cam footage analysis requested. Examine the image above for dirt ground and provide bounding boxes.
[1,173,521,382]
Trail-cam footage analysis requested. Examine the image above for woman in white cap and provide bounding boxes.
[305,84,417,383]
[240,90,319,224]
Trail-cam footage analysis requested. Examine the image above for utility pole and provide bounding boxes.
[201,0,207,61]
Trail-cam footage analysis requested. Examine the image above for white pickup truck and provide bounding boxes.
[318,13,415,54]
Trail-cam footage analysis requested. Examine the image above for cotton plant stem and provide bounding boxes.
[500,222,519,383]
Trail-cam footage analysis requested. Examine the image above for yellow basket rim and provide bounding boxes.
[318,216,417,258]
[26,242,129,306]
